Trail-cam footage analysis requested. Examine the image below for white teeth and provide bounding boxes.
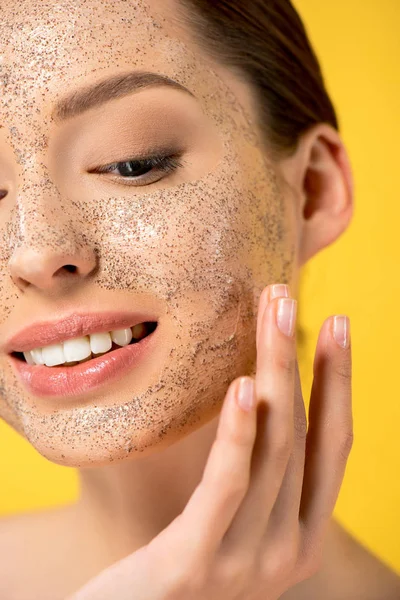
[23,323,151,366]
[31,347,46,365]
[63,336,91,363]
[23,351,35,365]
[42,343,66,367]
[110,328,133,347]
[90,332,113,354]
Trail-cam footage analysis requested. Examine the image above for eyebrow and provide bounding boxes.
[52,71,196,122]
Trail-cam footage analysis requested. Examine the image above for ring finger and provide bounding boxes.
[263,359,306,543]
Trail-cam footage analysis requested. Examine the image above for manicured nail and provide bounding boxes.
[277,298,297,337]
[333,315,350,348]
[257,284,290,349]
[270,284,289,300]
[237,377,255,412]
[260,284,289,323]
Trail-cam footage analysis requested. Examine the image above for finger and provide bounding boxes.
[219,293,298,554]
[256,284,289,350]
[177,376,258,560]
[264,359,307,541]
[299,315,353,547]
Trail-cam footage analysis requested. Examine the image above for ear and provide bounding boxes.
[277,123,354,267]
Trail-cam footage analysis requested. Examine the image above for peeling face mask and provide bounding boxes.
[0,0,296,466]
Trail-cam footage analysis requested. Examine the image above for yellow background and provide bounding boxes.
[294,0,400,572]
[0,0,399,575]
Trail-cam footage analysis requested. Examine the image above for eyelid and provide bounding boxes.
[87,144,185,173]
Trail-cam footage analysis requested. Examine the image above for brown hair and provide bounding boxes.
[175,0,339,161]
[176,0,337,349]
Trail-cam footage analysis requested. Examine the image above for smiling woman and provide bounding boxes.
[0,0,399,599]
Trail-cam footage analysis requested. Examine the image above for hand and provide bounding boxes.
[67,283,353,600]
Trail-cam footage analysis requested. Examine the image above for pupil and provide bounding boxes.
[118,161,151,177]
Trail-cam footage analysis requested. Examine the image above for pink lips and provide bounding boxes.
[10,331,157,398]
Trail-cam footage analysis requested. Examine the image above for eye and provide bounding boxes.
[90,152,184,187]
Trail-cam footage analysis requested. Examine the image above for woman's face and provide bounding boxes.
[0,0,298,466]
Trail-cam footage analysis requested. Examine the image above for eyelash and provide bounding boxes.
[92,152,184,186]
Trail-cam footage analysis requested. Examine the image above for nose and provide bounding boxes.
[8,243,98,292]
[7,190,98,293]
[5,158,100,293]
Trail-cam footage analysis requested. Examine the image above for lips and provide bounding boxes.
[4,311,159,354]
[10,327,158,398]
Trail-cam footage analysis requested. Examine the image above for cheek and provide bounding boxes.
[86,137,293,301]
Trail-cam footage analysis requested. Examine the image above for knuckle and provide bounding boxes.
[216,426,243,447]
[214,554,255,589]
[225,479,249,504]
[260,545,298,581]
[216,422,254,450]
[205,469,249,503]
[229,426,255,448]
[337,429,354,460]
[272,351,296,376]
[332,357,352,382]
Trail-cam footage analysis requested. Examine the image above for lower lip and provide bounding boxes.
[9,329,158,399]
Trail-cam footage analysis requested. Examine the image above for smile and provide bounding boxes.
[16,322,156,367]
[8,320,159,399]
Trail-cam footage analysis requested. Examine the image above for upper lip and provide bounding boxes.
[4,311,159,354]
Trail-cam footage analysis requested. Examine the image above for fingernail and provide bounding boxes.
[237,377,255,412]
[257,284,290,349]
[277,298,297,337]
[333,315,350,348]
[270,284,290,301]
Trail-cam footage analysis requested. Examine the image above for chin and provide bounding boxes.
[22,393,225,468]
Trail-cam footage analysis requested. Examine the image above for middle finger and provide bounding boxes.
[220,285,297,553]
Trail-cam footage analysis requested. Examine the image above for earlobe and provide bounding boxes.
[296,124,354,267]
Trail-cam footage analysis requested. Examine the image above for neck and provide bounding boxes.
[74,414,220,559]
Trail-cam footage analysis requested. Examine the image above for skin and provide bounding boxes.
[0,0,399,598]
[0,0,295,463]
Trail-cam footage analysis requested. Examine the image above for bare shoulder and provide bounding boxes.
[0,505,89,600]
[0,503,75,553]
[282,518,400,600]
[0,505,62,568]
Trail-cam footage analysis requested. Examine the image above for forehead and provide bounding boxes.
[0,0,174,63]
[0,0,222,124]
[0,0,261,170]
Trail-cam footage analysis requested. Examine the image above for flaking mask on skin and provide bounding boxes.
[0,0,297,466]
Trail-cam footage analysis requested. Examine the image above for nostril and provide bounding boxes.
[0,190,7,200]
[64,265,78,273]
